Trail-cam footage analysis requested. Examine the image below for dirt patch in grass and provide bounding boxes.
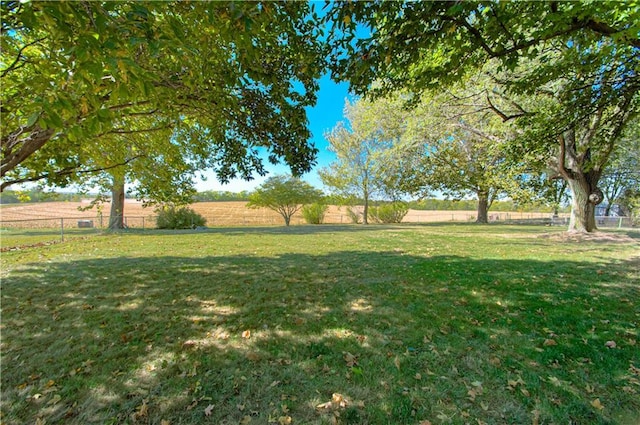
[537,230,639,243]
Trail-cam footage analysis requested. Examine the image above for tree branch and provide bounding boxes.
[1,127,55,178]
[0,37,47,78]
[0,155,144,191]
[485,92,528,122]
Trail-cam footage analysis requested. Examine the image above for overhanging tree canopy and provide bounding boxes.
[324,1,639,232]
[1,1,326,190]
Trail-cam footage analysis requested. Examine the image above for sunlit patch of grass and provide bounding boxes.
[1,225,638,424]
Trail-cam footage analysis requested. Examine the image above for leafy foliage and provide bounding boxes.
[247,175,323,226]
[599,122,640,215]
[301,202,329,225]
[155,205,206,229]
[325,1,640,232]
[1,1,325,191]
[319,97,419,224]
[368,202,408,224]
[396,78,524,223]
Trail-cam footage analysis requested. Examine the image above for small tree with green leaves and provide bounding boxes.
[247,175,323,226]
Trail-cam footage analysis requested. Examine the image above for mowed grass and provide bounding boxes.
[1,224,638,425]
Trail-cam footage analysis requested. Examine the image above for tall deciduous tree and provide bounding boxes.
[393,80,521,224]
[1,1,325,192]
[325,1,639,232]
[319,97,417,224]
[247,175,323,226]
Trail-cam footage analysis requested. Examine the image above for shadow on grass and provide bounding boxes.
[1,252,638,424]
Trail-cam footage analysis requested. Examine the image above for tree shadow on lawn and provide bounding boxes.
[1,252,638,424]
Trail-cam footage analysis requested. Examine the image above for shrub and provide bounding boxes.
[368,202,409,224]
[302,203,328,224]
[156,205,206,229]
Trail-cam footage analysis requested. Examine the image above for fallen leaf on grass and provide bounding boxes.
[204,404,214,416]
[131,400,149,421]
[343,352,358,367]
[531,409,540,425]
[316,393,348,411]
[467,382,483,401]
[240,415,252,424]
[604,340,616,348]
[488,356,501,367]
[393,356,401,370]
[278,416,292,425]
[47,394,62,405]
[543,339,557,347]
[591,398,604,410]
[242,330,251,339]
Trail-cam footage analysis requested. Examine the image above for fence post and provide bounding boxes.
[619,217,622,229]
[60,218,64,242]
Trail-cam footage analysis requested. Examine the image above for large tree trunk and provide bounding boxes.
[566,176,602,233]
[476,191,489,224]
[551,127,607,233]
[108,173,126,230]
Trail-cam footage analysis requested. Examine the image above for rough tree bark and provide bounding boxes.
[555,129,605,233]
[476,190,489,224]
[108,173,126,230]
[1,126,55,182]
[566,176,603,233]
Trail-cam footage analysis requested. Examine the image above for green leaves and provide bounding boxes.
[2,1,326,197]
[247,175,324,226]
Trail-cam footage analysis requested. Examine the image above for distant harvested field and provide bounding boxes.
[0,200,554,229]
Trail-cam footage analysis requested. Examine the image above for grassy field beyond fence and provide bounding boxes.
[1,225,638,425]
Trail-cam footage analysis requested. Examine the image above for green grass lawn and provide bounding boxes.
[1,224,638,425]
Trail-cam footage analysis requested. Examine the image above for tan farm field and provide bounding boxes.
[0,200,552,229]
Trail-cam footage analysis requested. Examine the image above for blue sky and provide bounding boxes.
[194,73,353,192]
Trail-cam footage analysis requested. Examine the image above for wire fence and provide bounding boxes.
[0,215,155,251]
[0,210,634,251]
